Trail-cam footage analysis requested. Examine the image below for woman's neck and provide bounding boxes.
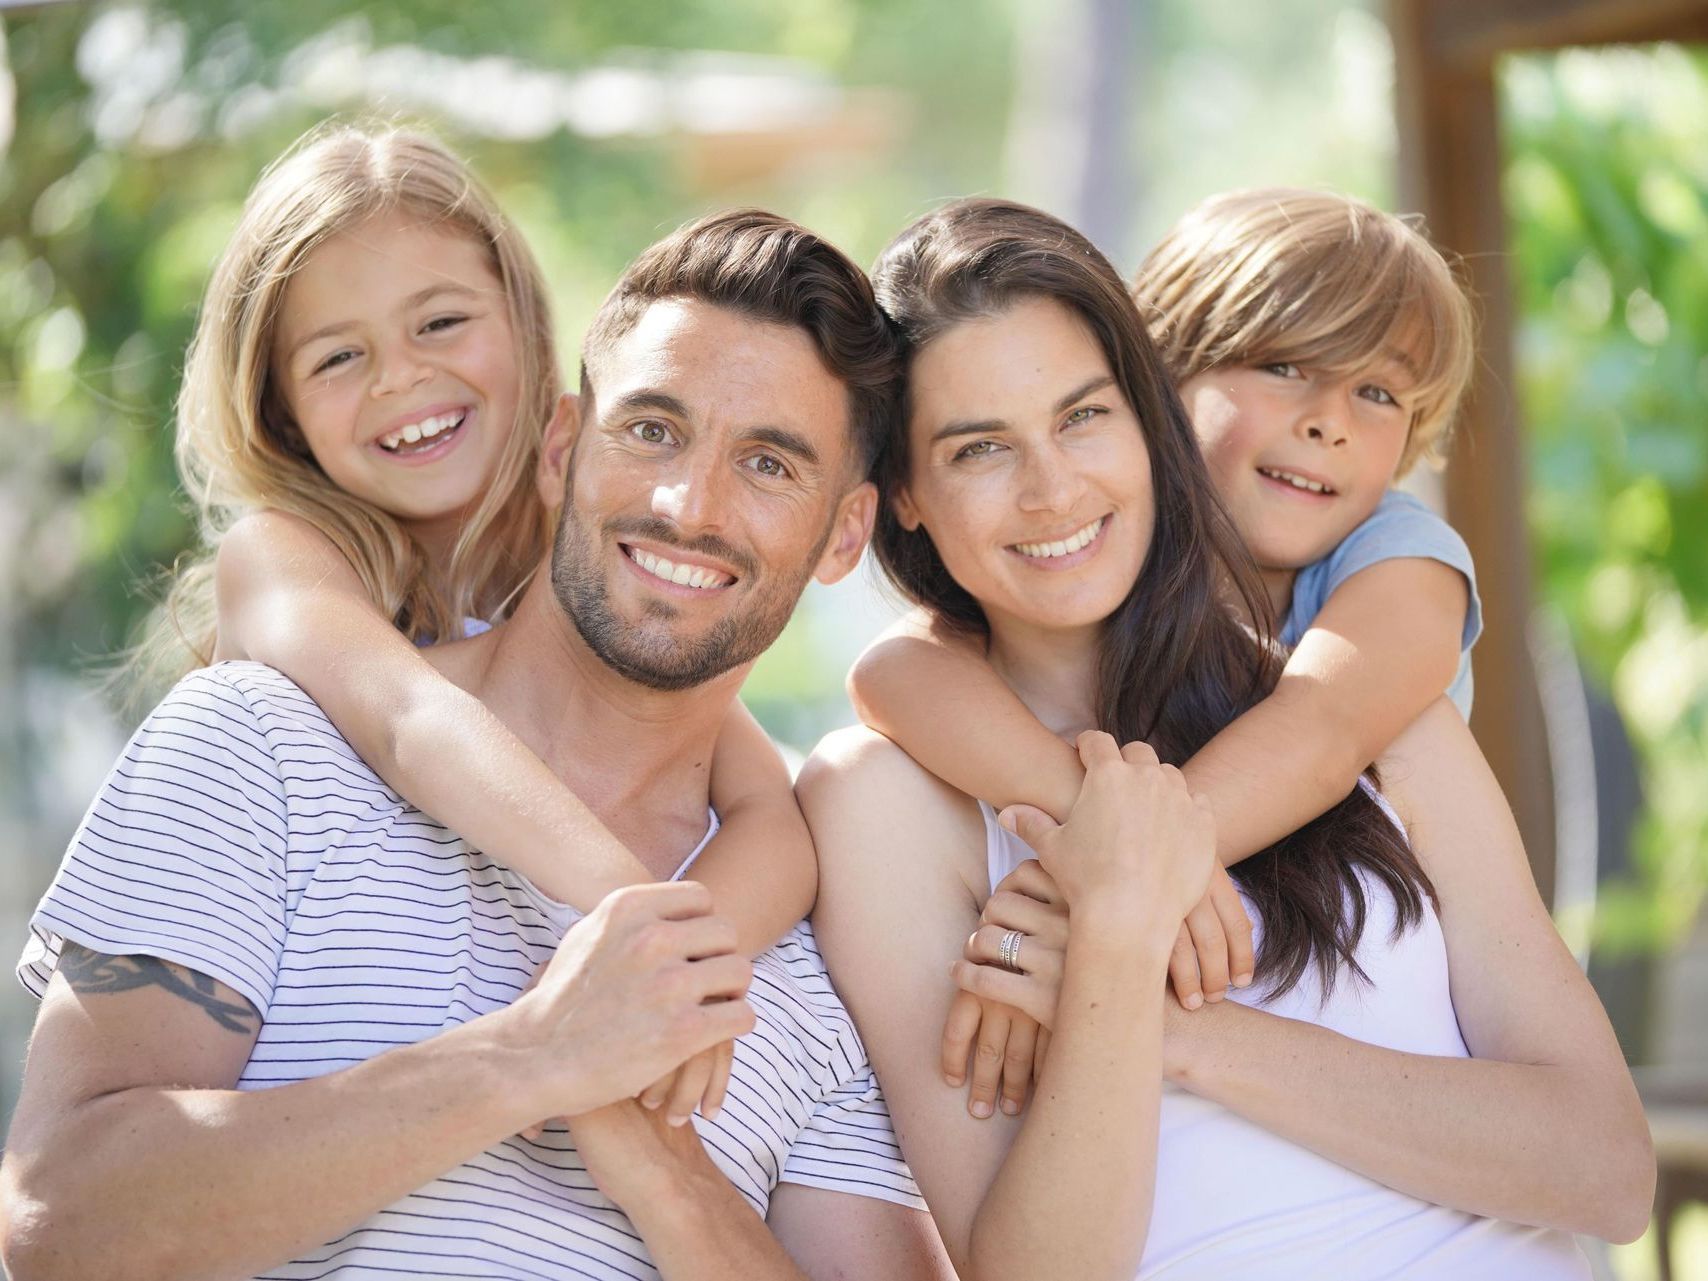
[983,610,1103,739]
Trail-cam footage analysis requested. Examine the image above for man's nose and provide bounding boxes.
[649,453,729,534]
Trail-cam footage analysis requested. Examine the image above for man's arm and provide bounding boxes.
[0,884,755,1281]
[570,1100,952,1281]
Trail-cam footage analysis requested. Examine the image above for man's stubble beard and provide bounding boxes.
[550,478,834,692]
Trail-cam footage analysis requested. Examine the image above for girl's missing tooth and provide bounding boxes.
[127,124,816,1123]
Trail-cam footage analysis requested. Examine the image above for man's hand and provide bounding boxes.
[506,881,756,1125]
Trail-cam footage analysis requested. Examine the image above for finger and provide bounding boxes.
[940,989,983,1086]
[521,1121,546,1141]
[1185,899,1230,1002]
[999,1015,1039,1116]
[701,1038,734,1119]
[967,923,1057,979]
[608,879,714,922]
[1212,873,1255,988]
[951,959,1054,1029]
[1118,739,1160,768]
[967,1003,1010,1120]
[995,859,1066,906]
[666,1046,714,1127]
[1076,730,1121,768]
[1168,922,1204,1011]
[980,891,1068,947]
[683,953,754,1003]
[639,1066,676,1111]
[1033,1027,1051,1078]
[999,803,1059,849]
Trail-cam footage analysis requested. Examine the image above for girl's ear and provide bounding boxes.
[891,483,923,533]
[536,394,580,510]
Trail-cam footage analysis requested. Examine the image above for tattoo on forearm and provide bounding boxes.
[59,943,260,1034]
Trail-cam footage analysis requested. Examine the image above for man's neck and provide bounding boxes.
[425,576,744,876]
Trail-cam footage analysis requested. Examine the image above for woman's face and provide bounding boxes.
[895,296,1155,636]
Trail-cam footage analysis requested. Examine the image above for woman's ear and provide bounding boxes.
[536,394,580,510]
[891,483,923,533]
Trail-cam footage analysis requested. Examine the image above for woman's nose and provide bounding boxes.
[1017,446,1084,512]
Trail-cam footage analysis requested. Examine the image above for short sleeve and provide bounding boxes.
[18,667,291,1016]
[779,1063,927,1211]
[1283,491,1482,717]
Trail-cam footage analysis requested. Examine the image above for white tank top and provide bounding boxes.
[979,788,1589,1280]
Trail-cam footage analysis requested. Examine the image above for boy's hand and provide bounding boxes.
[1167,864,1255,1010]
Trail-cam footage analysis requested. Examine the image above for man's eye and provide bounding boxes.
[953,440,1001,460]
[632,421,673,445]
[749,454,787,478]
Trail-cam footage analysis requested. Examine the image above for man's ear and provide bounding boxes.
[536,394,581,511]
[813,481,878,586]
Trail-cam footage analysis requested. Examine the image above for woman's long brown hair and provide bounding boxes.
[870,198,1433,1000]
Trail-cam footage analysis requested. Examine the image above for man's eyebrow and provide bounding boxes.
[603,390,694,421]
[745,424,820,468]
[284,284,480,362]
[930,374,1116,443]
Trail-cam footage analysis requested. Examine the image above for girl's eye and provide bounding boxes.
[311,349,357,376]
[421,315,468,335]
[953,439,1003,461]
[631,420,675,445]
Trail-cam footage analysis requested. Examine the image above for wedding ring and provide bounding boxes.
[998,928,1025,973]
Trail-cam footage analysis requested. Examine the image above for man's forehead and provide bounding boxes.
[594,297,851,434]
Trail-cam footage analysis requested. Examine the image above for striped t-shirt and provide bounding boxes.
[20,662,923,1280]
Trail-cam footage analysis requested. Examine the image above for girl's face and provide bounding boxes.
[1178,354,1415,574]
[272,211,522,535]
[895,296,1154,637]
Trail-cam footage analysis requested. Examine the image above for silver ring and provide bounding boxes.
[998,929,1025,973]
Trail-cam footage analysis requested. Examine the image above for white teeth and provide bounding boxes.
[379,411,466,452]
[631,548,731,590]
[1015,516,1104,560]
[1260,467,1331,495]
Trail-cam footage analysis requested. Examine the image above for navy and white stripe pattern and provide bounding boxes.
[21,662,922,1279]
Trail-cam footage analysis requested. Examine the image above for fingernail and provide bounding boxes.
[944,1074,964,1087]
[1206,990,1225,1002]
[1184,993,1203,1010]
[668,1113,690,1127]
[1234,974,1253,988]
[641,1097,661,1109]
[1001,1099,1020,1115]
[971,1100,993,1119]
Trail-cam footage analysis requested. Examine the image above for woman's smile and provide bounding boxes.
[1006,513,1110,569]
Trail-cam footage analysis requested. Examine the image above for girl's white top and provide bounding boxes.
[979,788,1590,1280]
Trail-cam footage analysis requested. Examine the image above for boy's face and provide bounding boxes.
[1178,356,1415,574]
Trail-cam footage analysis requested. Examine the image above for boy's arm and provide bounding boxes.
[699,701,820,957]
[1184,557,1468,865]
[848,618,1083,823]
[215,510,649,907]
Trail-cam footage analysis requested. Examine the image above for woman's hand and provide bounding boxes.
[1000,733,1216,932]
[941,860,1065,1117]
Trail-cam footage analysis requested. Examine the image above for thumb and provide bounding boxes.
[998,803,1059,849]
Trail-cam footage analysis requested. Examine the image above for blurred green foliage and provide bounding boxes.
[1504,45,1708,953]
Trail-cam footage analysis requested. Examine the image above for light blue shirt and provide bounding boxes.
[1280,490,1482,718]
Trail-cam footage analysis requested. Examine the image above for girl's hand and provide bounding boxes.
[942,859,1066,1117]
[637,1040,735,1126]
[1167,863,1255,1011]
[1001,734,1216,929]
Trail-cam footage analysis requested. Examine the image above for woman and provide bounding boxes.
[797,199,1652,1280]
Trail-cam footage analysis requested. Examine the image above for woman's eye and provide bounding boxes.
[421,315,468,335]
[1063,405,1103,427]
[953,439,1001,460]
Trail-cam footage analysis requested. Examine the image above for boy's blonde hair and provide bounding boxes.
[1135,187,1475,476]
[133,121,559,701]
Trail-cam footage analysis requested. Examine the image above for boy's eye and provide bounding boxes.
[1260,362,1302,379]
[1361,384,1401,408]
[953,439,1003,461]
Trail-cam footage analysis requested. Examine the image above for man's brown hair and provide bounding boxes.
[580,209,900,476]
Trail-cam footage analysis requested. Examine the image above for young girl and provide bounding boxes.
[139,120,817,1122]
[851,188,1480,1117]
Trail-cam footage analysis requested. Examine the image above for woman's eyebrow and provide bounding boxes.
[931,373,1116,443]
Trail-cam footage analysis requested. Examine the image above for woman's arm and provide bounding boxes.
[1162,698,1654,1243]
[800,728,1206,1281]
[1184,557,1466,865]
[214,509,650,908]
[697,702,818,957]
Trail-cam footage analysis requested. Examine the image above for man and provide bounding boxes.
[0,212,949,1280]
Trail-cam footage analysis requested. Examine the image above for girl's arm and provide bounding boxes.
[214,510,650,908]
[800,728,1204,1281]
[697,703,819,957]
[1161,699,1654,1243]
[1185,556,1466,864]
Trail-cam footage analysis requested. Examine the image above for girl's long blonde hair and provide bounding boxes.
[130,120,559,704]
[1136,187,1476,476]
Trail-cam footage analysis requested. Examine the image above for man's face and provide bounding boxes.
[546,298,876,691]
